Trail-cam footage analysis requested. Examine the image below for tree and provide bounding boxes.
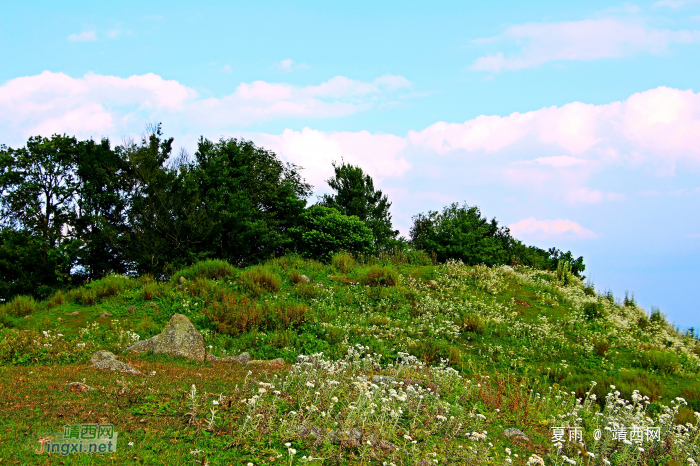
[289,206,373,261]
[73,138,132,279]
[409,202,513,266]
[187,136,312,265]
[318,161,398,249]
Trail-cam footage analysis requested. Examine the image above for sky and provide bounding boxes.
[1,0,699,327]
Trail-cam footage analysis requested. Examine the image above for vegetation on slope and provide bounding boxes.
[0,254,698,464]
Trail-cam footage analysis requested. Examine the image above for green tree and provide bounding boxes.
[409,202,513,266]
[318,161,398,249]
[187,136,312,266]
[290,206,374,261]
[73,138,132,279]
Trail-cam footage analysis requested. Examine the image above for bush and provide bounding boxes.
[456,314,486,334]
[331,251,355,273]
[593,339,610,356]
[206,295,265,335]
[140,281,167,301]
[172,259,237,282]
[0,295,40,317]
[239,266,281,294]
[67,274,132,305]
[638,350,680,375]
[583,301,603,320]
[289,206,373,262]
[360,265,398,287]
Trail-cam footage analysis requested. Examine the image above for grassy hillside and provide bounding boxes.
[1,254,698,464]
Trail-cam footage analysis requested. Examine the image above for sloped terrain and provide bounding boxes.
[1,255,698,464]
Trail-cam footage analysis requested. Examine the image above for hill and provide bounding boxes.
[0,254,698,464]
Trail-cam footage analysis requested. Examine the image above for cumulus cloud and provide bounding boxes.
[409,86,700,167]
[508,218,597,239]
[0,71,413,143]
[67,31,97,42]
[255,127,410,188]
[471,19,700,72]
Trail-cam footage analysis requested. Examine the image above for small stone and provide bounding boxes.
[299,274,310,284]
[206,353,219,361]
[67,381,94,392]
[24,315,31,319]
[56,317,62,321]
[504,428,530,442]
[70,311,79,316]
[372,375,396,384]
[177,285,183,291]
[99,312,113,318]
[330,428,362,447]
[90,350,116,364]
[127,306,137,314]
[178,276,187,284]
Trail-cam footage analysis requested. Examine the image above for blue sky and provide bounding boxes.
[2,0,699,327]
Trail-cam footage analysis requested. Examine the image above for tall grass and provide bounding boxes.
[172,259,237,282]
[0,295,39,317]
[239,265,281,294]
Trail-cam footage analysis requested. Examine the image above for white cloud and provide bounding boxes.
[471,19,700,72]
[0,71,413,143]
[67,31,97,42]
[534,155,589,167]
[653,0,700,9]
[221,65,233,73]
[508,217,597,239]
[107,29,121,39]
[276,59,309,73]
[256,127,410,188]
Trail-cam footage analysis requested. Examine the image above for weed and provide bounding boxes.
[360,265,398,287]
[239,265,281,294]
[172,259,237,282]
[0,295,39,317]
[331,251,355,273]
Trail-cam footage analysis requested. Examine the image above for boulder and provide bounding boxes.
[126,314,205,361]
[504,428,530,442]
[90,350,116,364]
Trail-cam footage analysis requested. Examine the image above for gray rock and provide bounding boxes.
[178,276,187,284]
[246,358,285,367]
[126,338,154,353]
[99,312,113,318]
[206,353,219,361]
[126,314,206,361]
[372,375,396,384]
[330,428,363,447]
[127,306,137,314]
[90,350,116,364]
[70,311,80,316]
[92,359,140,374]
[504,428,530,442]
[233,352,251,364]
[299,274,310,284]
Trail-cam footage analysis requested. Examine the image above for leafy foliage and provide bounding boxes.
[317,161,399,249]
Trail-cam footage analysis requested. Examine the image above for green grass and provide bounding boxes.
[0,257,698,464]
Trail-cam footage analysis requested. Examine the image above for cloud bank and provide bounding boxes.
[471,19,700,72]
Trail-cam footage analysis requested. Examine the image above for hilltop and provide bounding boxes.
[0,254,698,464]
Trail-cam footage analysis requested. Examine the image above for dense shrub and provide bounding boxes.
[360,265,398,287]
[638,349,680,374]
[171,259,237,282]
[0,295,39,317]
[331,251,355,273]
[239,266,281,294]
